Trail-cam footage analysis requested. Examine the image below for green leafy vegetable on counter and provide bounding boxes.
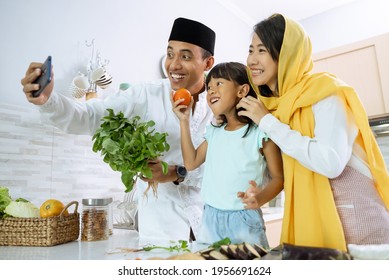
[0,187,12,219]
[143,240,191,253]
[0,186,37,219]
[4,201,40,218]
[92,109,170,193]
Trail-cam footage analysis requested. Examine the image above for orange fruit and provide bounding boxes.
[40,199,68,218]
[173,88,191,106]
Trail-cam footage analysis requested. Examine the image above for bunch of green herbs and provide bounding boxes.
[92,109,170,193]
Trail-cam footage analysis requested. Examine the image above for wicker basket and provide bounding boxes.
[0,201,80,247]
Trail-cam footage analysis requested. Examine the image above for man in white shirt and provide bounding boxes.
[20,17,216,244]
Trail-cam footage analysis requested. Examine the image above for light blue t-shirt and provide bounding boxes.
[201,123,268,210]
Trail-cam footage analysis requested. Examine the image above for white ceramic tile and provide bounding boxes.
[0,103,124,206]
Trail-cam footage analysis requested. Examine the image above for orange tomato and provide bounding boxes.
[173,88,191,106]
[40,199,68,218]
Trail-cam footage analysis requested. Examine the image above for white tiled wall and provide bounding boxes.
[0,103,124,208]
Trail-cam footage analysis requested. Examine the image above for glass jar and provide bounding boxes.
[81,198,113,241]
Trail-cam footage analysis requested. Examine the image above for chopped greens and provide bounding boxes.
[143,240,191,253]
[209,237,231,249]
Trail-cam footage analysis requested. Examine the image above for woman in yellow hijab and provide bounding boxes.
[237,13,389,251]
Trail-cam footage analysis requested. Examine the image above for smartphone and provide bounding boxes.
[31,56,52,97]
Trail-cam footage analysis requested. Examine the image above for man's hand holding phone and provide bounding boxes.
[21,56,54,105]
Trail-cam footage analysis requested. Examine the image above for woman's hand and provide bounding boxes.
[237,180,262,209]
[170,90,193,122]
[236,96,269,125]
[21,62,54,105]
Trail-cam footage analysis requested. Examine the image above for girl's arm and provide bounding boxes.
[238,139,284,209]
[171,92,207,171]
[180,120,207,171]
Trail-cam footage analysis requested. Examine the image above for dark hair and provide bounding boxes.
[201,48,213,60]
[253,13,285,97]
[206,62,257,137]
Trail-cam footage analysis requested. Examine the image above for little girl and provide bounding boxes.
[171,62,284,247]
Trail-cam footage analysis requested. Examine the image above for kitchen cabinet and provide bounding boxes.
[265,218,282,248]
[312,33,389,117]
[263,207,284,248]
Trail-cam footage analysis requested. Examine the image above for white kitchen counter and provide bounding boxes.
[0,207,284,260]
[0,229,174,260]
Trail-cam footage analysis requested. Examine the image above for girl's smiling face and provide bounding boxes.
[206,77,242,117]
[247,33,278,93]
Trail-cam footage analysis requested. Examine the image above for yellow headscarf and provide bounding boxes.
[257,15,389,251]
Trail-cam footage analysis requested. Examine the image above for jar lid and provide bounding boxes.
[82,198,113,206]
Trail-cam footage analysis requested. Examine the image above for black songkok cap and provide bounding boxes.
[168,17,216,55]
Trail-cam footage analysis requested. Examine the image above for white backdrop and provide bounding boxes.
[0,0,251,107]
[0,0,388,108]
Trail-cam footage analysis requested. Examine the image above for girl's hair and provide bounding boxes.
[205,62,257,137]
[253,13,285,97]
